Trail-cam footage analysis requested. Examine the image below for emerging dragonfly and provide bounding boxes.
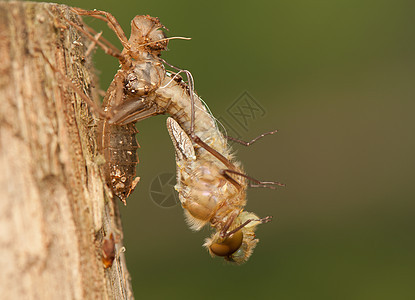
[70,8,284,263]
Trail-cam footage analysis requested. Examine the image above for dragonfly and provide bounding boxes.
[69,8,284,263]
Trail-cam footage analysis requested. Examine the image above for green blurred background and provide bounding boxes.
[36,0,415,298]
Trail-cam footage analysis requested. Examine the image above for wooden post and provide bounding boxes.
[0,2,134,299]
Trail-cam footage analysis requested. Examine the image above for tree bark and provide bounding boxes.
[0,2,134,299]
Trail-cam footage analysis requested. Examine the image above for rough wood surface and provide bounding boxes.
[0,2,134,299]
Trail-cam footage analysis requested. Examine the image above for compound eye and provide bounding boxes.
[209,230,243,257]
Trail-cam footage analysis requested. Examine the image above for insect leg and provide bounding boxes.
[218,211,240,238]
[191,135,236,170]
[82,23,121,55]
[71,8,130,50]
[225,129,279,146]
[62,15,123,60]
[84,31,103,57]
[223,216,273,238]
[221,169,285,189]
[109,99,171,126]
[159,59,198,133]
[35,48,107,119]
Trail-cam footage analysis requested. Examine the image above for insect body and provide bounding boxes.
[97,78,140,204]
[96,17,169,204]
[102,233,116,268]
[119,55,274,263]
[166,117,270,263]
[66,12,169,204]
[71,8,280,263]
[109,30,273,262]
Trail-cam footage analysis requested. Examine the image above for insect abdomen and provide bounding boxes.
[99,121,139,203]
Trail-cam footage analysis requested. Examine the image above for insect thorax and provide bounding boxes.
[125,54,165,97]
